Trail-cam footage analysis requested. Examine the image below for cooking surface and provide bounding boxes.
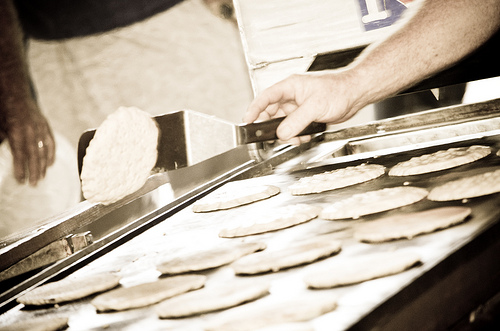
[1,133,499,330]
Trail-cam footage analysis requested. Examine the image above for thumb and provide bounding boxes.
[276,102,317,141]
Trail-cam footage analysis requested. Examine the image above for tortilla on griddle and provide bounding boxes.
[81,106,159,205]
[192,181,280,213]
[17,272,120,306]
[205,295,337,331]
[354,206,471,243]
[428,168,500,201]
[156,281,270,318]
[230,237,341,275]
[156,241,266,275]
[289,163,385,195]
[254,323,314,331]
[304,251,421,289]
[91,274,206,312]
[320,186,428,220]
[389,145,491,177]
[0,316,68,331]
[219,204,320,238]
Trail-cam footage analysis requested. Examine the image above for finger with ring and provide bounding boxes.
[38,140,44,149]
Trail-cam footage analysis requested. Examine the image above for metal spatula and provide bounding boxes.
[77,110,326,175]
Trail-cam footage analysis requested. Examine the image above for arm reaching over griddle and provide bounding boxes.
[244,0,500,145]
[0,0,55,185]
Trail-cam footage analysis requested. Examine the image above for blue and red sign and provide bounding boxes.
[356,0,415,31]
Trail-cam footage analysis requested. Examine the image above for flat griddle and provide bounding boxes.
[1,99,500,330]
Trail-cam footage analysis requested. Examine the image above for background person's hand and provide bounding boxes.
[1,99,55,186]
[0,0,56,186]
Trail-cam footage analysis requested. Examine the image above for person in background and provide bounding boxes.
[0,1,55,186]
[0,0,235,186]
[244,0,500,145]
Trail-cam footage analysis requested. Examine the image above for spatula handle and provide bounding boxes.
[240,117,327,144]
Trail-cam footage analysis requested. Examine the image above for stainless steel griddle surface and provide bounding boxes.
[1,135,500,330]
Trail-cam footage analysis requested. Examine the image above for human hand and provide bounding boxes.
[244,70,365,145]
[1,99,55,186]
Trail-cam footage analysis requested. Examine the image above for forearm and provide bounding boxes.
[348,0,500,110]
[0,0,34,120]
[0,1,56,185]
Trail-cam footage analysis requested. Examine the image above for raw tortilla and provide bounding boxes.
[289,163,385,195]
[254,323,314,331]
[156,281,270,318]
[192,181,280,212]
[0,316,68,331]
[219,204,320,238]
[91,274,206,312]
[17,272,120,306]
[230,237,341,275]
[389,145,491,177]
[156,241,266,275]
[304,251,421,289]
[354,206,472,243]
[205,295,337,331]
[81,106,159,205]
[428,168,500,201]
[320,186,428,220]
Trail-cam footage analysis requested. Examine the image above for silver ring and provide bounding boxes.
[38,140,44,149]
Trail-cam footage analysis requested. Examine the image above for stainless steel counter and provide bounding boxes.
[1,100,500,330]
